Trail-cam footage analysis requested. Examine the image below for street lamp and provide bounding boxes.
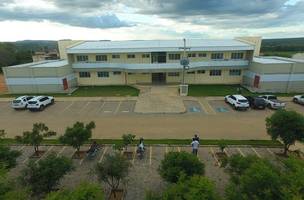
[178,38,190,96]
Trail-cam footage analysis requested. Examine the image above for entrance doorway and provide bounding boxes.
[152,73,166,84]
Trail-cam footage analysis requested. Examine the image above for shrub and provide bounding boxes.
[159,151,204,183]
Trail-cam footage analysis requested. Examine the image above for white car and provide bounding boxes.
[27,96,54,111]
[225,94,250,110]
[11,96,35,109]
[293,95,304,105]
[259,95,286,109]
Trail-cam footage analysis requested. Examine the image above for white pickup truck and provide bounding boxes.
[259,95,286,109]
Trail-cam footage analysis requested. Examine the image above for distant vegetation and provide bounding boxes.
[0,40,57,72]
[261,37,304,58]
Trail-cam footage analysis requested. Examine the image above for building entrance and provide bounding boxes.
[152,73,166,84]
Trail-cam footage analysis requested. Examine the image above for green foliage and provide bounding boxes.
[225,155,304,200]
[20,153,74,195]
[218,139,227,153]
[95,153,130,191]
[261,37,304,52]
[45,183,104,200]
[145,191,162,200]
[0,130,5,139]
[122,134,136,151]
[162,175,219,200]
[59,121,95,153]
[0,145,21,169]
[159,151,205,183]
[15,123,56,153]
[266,110,304,155]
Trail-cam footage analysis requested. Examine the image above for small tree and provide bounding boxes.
[162,175,220,200]
[45,182,104,200]
[159,151,205,183]
[95,153,130,197]
[122,134,135,151]
[15,123,56,155]
[218,139,227,153]
[20,153,74,195]
[0,146,21,169]
[266,110,304,155]
[59,121,95,157]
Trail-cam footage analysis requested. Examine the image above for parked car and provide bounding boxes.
[245,96,266,109]
[259,95,286,109]
[224,94,250,110]
[27,96,54,111]
[293,95,304,105]
[11,96,35,109]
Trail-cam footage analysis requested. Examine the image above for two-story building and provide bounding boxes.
[3,37,304,93]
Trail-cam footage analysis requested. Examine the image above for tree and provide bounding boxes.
[16,123,56,155]
[0,146,21,169]
[159,151,205,183]
[95,153,130,196]
[266,110,304,155]
[0,129,21,169]
[218,139,227,153]
[45,183,104,200]
[59,121,95,157]
[122,134,135,151]
[20,153,74,195]
[162,175,219,200]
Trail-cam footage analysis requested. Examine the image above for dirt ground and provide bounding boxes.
[0,100,303,139]
[0,74,7,93]
[8,145,284,199]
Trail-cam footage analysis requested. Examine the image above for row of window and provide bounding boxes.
[79,69,241,78]
[76,54,150,62]
[79,71,122,78]
[76,52,244,62]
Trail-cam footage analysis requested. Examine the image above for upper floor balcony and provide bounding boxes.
[72,59,250,72]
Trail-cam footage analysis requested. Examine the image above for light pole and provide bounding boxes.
[179,38,190,96]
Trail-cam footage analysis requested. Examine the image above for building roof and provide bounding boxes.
[8,60,68,68]
[67,39,254,54]
[253,56,304,64]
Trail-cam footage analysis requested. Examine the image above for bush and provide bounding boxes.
[159,151,204,183]
[45,183,104,200]
[0,145,21,169]
[20,153,74,195]
[162,175,219,200]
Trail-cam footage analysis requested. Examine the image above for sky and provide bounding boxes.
[0,0,303,41]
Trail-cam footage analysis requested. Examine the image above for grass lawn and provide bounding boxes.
[0,138,282,147]
[0,85,140,98]
[188,84,301,97]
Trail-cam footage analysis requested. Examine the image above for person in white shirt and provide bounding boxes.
[191,139,199,155]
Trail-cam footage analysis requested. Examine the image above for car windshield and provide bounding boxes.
[256,98,265,103]
[28,101,37,104]
[238,100,248,103]
[268,96,277,100]
[13,100,21,103]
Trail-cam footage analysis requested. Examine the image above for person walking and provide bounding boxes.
[191,139,199,156]
[192,134,200,142]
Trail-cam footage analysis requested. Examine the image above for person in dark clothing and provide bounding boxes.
[192,134,200,142]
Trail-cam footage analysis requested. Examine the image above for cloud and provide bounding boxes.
[0,7,132,28]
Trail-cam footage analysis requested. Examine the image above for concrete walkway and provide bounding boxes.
[134,85,186,114]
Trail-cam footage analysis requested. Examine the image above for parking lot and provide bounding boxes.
[0,98,303,139]
[8,144,285,199]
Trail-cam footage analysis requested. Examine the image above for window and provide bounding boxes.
[142,54,150,58]
[187,71,195,74]
[168,54,180,60]
[76,55,88,62]
[209,70,222,76]
[197,70,205,74]
[97,72,109,78]
[231,53,244,59]
[188,53,196,58]
[112,54,120,59]
[96,55,107,61]
[79,72,90,78]
[168,72,180,76]
[211,53,224,60]
[198,53,207,57]
[127,54,135,59]
[229,69,241,76]
[113,71,122,75]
